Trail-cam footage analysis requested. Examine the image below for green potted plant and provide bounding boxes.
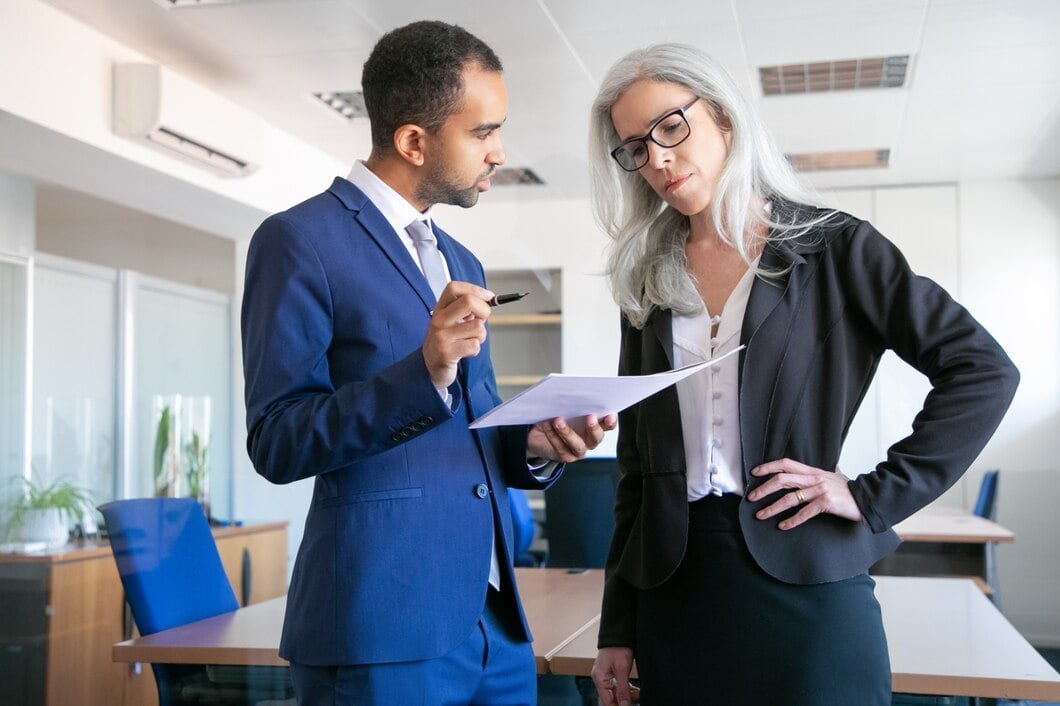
[8,477,93,547]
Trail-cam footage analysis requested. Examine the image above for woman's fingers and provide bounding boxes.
[755,484,819,519]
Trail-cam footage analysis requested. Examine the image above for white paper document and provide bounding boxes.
[470,345,744,429]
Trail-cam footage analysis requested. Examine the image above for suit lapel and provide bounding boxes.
[433,229,473,388]
[647,307,675,369]
[353,205,437,312]
[739,238,811,479]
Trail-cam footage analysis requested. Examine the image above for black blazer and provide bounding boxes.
[599,214,1019,648]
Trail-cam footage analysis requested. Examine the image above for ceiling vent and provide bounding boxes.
[491,168,545,186]
[152,0,261,7]
[313,91,369,122]
[760,55,909,95]
[786,149,890,172]
[113,63,263,177]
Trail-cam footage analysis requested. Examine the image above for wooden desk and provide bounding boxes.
[512,568,603,672]
[549,576,1060,701]
[114,571,1060,701]
[893,507,1014,544]
[113,568,603,674]
[876,507,1014,595]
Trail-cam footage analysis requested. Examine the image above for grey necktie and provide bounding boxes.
[406,218,448,300]
[405,218,501,590]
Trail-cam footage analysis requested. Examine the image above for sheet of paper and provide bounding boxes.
[470,345,744,429]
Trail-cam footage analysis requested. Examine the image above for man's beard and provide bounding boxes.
[416,161,489,209]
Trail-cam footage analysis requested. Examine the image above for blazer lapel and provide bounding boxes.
[327,179,436,312]
[434,228,474,388]
[355,205,437,312]
[647,307,675,369]
[739,237,813,480]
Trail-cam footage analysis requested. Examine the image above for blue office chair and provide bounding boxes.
[543,457,620,569]
[970,470,1002,609]
[100,498,291,705]
[509,488,538,567]
[972,469,999,521]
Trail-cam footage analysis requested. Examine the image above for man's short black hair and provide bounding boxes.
[361,21,503,152]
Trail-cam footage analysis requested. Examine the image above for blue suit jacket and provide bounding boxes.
[241,177,556,665]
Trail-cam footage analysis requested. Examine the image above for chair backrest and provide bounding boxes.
[508,488,536,563]
[100,498,238,636]
[544,457,621,569]
[973,469,1000,521]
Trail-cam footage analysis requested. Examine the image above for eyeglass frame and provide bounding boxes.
[609,96,701,172]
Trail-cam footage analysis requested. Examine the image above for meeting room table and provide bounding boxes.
[875,504,1015,598]
[114,568,1060,702]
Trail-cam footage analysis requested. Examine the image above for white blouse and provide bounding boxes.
[672,262,758,500]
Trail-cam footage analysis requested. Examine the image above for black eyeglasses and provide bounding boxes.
[610,96,700,172]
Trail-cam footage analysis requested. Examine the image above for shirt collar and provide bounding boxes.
[346,160,435,235]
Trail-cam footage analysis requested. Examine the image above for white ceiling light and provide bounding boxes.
[787,149,891,172]
[152,0,266,8]
[312,91,368,123]
[761,56,910,95]
[491,168,545,186]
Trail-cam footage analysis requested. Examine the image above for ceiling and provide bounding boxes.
[39,0,1060,200]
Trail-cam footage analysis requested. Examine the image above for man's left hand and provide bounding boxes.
[527,414,618,463]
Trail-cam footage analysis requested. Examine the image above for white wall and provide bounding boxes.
[0,171,35,253]
[827,179,1060,645]
[0,1,348,241]
[959,179,1060,646]
[35,187,236,295]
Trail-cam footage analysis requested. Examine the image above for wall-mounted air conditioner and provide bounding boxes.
[113,63,263,177]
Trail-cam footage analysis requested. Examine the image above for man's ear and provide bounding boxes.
[393,124,427,167]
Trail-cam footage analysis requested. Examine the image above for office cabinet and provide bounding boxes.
[484,268,562,401]
[0,522,287,706]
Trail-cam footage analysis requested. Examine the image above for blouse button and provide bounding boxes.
[712,438,722,449]
[710,315,721,325]
[712,391,722,399]
[713,416,723,426]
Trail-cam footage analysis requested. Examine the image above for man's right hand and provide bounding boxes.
[422,281,493,390]
[592,647,635,706]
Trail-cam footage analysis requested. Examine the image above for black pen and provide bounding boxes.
[488,292,529,307]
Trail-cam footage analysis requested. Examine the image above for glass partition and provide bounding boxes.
[29,257,118,509]
[134,277,231,520]
[0,256,28,531]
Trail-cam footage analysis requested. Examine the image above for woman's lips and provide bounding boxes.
[665,174,691,192]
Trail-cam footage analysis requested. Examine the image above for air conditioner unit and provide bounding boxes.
[113,63,263,177]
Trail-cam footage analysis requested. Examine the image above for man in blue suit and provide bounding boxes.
[242,20,615,706]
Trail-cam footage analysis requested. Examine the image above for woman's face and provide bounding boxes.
[610,79,731,218]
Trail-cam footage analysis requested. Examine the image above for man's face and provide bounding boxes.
[417,64,508,209]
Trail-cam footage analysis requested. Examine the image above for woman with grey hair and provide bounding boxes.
[588,43,1018,705]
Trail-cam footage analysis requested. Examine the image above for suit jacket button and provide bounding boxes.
[474,483,489,498]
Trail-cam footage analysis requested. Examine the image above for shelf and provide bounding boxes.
[496,375,546,386]
[490,314,562,326]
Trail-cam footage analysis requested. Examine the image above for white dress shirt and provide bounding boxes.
[673,261,758,500]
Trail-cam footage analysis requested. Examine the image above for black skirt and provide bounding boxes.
[634,494,891,706]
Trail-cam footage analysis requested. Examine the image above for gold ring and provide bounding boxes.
[795,489,806,503]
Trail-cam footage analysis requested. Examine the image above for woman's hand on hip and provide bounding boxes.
[747,458,864,530]
[592,647,635,706]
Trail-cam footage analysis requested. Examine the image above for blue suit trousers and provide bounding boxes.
[290,589,535,705]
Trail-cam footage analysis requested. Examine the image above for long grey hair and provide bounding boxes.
[589,43,834,329]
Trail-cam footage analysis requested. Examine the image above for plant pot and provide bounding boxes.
[17,508,70,547]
